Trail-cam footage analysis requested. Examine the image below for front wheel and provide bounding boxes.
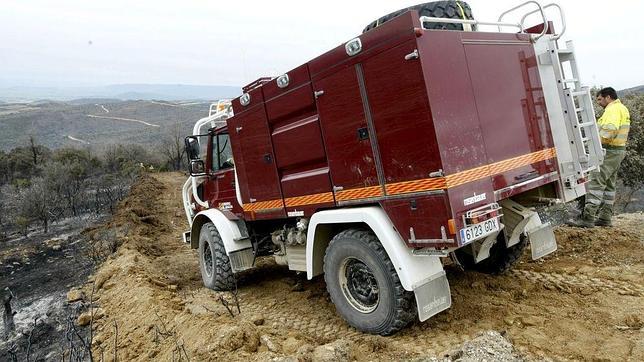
[323,229,415,335]
[198,222,236,291]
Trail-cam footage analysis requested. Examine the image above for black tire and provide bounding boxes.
[363,1,476,33]
[198,222,236,291]
[456,231,527,274]
[323,229,415,335]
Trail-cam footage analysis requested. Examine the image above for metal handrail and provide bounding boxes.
[419,16,523,32]
[497,0,548,41]
[419,1,555,42]
[520,3,566,40]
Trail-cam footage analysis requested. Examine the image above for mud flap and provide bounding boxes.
[413,271,451,322]
[228,247,254,272]
[528,224,557,260]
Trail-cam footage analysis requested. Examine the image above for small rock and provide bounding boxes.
[312,340,350,362]
[518,316,544,327]
[296,344,315,361]
[52,245,62,251]
[93,308,105,319]
[503,317,514,326]
[77,312,92,326]
[282,336,304,355]
[167,284,178,291]
[95,268,116,289]
[67,289,84,303]
[471,281,484,289]
[260,334,280,353]
[251,315,265,326]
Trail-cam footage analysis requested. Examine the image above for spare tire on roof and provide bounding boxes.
[362,1,476,33]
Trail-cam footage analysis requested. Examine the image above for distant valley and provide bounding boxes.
[0,99,212,151]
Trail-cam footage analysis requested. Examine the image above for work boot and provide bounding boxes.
[566,218,595,228]
[595,218,612,227]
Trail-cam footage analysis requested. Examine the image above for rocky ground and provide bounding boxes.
[2,172,643,361]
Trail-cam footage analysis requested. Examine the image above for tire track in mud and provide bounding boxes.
[511,269,643,296]
[232,291,468,354]
[236,292,362,341]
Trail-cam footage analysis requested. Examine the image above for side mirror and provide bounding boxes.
[185,136,201,160]
[189,160,206,176]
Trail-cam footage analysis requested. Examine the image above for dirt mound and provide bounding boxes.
[81,172,644,361]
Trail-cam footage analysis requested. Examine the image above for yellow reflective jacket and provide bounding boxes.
[597,99,630,149]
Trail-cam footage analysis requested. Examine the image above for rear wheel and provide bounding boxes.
[456,231,527,274]
[363,1,476,33]
[323,229,415,335]
[199,222,235,291]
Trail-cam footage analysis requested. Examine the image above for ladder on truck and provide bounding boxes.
[535,35,605,202]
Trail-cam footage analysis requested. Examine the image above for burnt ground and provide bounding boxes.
[0,216,107,360]
[2,172,643,361]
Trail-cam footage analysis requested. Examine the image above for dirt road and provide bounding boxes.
[84,173,643,361]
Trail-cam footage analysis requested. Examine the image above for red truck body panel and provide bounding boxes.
[225,10,559,247]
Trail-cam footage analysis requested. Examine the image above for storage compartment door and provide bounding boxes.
[228,107,285,218]
[313,65,382,203]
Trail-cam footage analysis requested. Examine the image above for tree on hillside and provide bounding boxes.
[17,176,62,233]
[51,148,100,216]
[0,186,6,238]
[161,122,187,171]
[0,151,9,185]
[28,135,49,166]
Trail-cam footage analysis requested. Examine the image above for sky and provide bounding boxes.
[1,0,643,90]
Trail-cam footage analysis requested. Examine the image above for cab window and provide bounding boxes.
[211,133,233,171]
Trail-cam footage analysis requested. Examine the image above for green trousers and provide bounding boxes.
[582,148,626,222]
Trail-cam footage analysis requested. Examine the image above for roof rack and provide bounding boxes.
[419,1,565,42]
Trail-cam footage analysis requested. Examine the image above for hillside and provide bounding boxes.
[0,100,211,151]
[621,84,644,96]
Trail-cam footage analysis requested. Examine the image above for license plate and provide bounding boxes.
[460,218,499,244]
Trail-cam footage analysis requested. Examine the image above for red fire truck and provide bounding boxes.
[181,1,604,335]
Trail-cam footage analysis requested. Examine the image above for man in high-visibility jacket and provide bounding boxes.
[570,87,630,228]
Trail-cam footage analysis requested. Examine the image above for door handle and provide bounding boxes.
[263,153,273,163]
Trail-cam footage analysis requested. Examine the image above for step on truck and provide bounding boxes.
[181,1,604,335]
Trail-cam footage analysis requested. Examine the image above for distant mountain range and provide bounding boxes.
[0,84,241,102]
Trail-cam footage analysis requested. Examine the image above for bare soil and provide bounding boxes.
[27,173,644,361]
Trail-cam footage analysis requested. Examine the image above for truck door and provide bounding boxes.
[204,132,240,213]
[313,65,382,203]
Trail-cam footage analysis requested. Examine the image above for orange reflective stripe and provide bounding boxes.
[335,185,383,201]
[242,199,283,212]
[386,177,447,195]
[243,148,558,212]
[284,192,334,207]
